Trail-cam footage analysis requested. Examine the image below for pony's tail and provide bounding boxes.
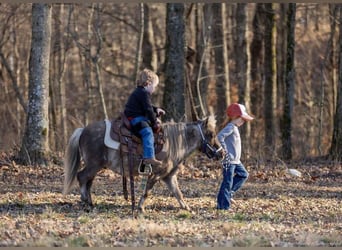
[63,128,84,195]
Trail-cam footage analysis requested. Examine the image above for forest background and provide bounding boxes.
[0,3,341,164]
[0,3,341,247]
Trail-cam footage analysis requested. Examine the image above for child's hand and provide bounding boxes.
[153,118,162,133]
[156,108,165,117]
[221,149,227,156]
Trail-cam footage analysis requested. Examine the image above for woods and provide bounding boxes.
[0,3,341,247]
[19,4,52,165]
[0,3,341,163]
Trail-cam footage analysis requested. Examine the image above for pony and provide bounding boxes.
[63,115,218,213]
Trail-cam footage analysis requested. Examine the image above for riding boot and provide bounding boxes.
[143,158,162,166]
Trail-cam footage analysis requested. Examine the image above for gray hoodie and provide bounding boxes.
[217,123,241,164]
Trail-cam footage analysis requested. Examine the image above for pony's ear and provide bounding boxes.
[203,114,217,131]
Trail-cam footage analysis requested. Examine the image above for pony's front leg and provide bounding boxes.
[137,176,158,213]
[162,173,190,211]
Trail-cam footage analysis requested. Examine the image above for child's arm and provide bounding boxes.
[217,123,234,155]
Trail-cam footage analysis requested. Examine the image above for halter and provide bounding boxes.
[197,124,222,159]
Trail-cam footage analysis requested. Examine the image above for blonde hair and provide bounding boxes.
[136,69,159,87]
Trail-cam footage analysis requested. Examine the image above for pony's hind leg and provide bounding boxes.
[77,166,98,206]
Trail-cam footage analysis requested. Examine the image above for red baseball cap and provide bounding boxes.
[226,103,254,121]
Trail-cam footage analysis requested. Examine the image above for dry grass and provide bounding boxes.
[0,152,341,247]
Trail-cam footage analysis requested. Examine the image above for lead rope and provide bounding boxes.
[197,124,206,141]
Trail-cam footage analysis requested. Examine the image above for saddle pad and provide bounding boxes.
[104,119,120,149]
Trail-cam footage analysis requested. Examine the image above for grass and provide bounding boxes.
[0,159,341,247]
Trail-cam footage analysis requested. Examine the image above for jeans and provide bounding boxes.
[130,116,155,159]
[217,163,249,210]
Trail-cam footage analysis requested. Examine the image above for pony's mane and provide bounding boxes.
[207,114,217,133]
[162,121,188,163]
[160,115,216,163]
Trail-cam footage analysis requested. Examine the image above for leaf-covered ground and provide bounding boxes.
[0,152,341,247]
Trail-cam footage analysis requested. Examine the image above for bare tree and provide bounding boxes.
[134,3,144,82]
[250,3,265,120]
[317,5,338,156]
[264,3,277,155]
[277,4,288,114]
[142,4,157,71]
[18,3,52,165]
[235,3,252,158]
[212,3,230,127]
[93,4,108,119]
[193,3,211,119]
[330,4,342,161]
[68,4,94,125]
[235,3,248,103]
[0,6,27,114]
[50,4,69,151]
[281,3,296,160]
[184,4,198,121]
[163,3,185,122]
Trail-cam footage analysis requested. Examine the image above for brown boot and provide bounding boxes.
[143,158,162,166]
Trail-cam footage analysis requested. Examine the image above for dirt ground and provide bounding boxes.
[0,152,341,247]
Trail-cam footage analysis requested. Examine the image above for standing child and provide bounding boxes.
[216,103,254,210]
[124,69,165,166]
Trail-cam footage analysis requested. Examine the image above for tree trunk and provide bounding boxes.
[264,3,277,155]
[184,4,197,121]
[281,3,296,160]
[163,3,185,122]
[330,4,342,161]
[250,3,264,119]
[142,4,157,71]
[19,3,52,165]
[317,4,338,156]
[193,3,211,119]
[68,5,94,125]
[58,4,68,150]
[329,4,338,129]
[93,4,108,119]
[50,4,67,151]
[277,4,288,115]
[235,3,251,159]
[212,3,230,127]
[134,3,144,82]
[235,3,248,103]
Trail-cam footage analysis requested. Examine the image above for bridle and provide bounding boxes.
[197,124,222,159]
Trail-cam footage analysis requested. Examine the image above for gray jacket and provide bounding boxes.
[217,123,241,164]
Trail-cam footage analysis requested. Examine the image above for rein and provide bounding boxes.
[197,124,222,159]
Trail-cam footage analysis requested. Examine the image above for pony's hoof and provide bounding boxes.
[80,198,93,207]
[77,201,93,212]
[138,207,146,214]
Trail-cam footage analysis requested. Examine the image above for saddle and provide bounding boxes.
[110,113,165,157]
[109,113,165,215]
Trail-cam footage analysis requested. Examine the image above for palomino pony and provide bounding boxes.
[63,115,218,213]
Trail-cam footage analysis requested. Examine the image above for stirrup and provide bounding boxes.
[138,160,152,176]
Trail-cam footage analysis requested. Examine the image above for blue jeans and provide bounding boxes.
[217,163,249,210]
[130,116,155,159]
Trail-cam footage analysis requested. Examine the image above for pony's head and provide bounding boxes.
[197,115,222,159]
[200,114,216,144]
